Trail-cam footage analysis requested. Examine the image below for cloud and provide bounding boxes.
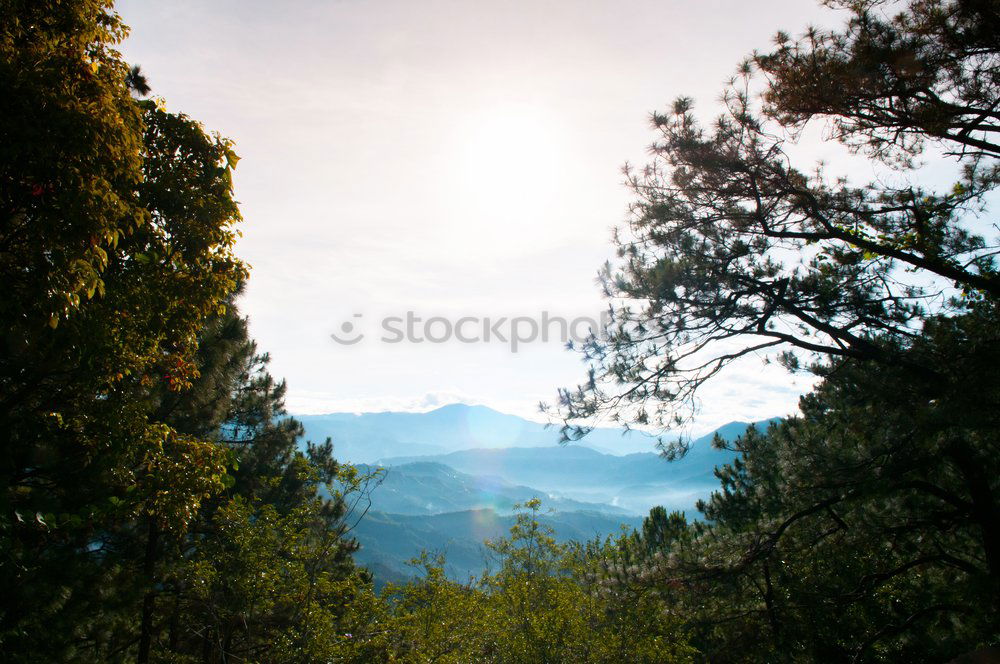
[286,390,481,415]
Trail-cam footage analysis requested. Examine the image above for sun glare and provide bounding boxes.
[454,104,564,242]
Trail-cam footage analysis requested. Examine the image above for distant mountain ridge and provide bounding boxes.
[315,409,783,585]
[296,403,663,462]
[377,418,780,513]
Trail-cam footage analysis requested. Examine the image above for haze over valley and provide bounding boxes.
[301,404,777,581]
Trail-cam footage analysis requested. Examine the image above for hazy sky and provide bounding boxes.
[116,0,844,434]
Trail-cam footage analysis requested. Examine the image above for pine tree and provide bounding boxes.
[557,0,1000,439]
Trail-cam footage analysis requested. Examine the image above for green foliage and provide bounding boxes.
[165,495,383,664]
[6,2,997,662]
[0,3,246,658]
[381,500,695,663]
[602,306,1000,661]
[0,4,375,662]
[113,299,382,663]
[757,0,1000,162]
[554,1,1000,661]
[0,0,144,330]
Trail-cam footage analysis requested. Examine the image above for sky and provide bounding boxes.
[116,0,847,435]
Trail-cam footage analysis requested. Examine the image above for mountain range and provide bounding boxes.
[376,418,778,514]
[297,404,780,583]
[295,403,663,462]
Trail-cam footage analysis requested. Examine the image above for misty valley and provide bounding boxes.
[301,404,774,583]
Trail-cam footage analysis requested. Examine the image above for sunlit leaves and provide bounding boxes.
[382,500,695,663]
[1,3,248,658]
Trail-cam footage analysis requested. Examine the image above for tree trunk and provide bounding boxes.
[137,518,160,664]
[950,442,1000,609]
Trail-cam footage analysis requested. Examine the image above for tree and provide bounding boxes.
[154,341,376,663]
[610,307,999,661]
[556,0,999,442]
[555,0,1000,659]
[87,294,376,663]
[0,3,246,658]
[1,5,383,662]
[383,500,695,663]
[385,551,486,662]
[757,0,1000,163]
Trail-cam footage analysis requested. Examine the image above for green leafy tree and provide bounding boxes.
[0,2,246,658]
[385,500,695,663]
[165,494,381,664]
[384,551,486,662]
[115,298,379,663]
[1,4,380,662]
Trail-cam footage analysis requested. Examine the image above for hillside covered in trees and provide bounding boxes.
[2,0,998,662]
